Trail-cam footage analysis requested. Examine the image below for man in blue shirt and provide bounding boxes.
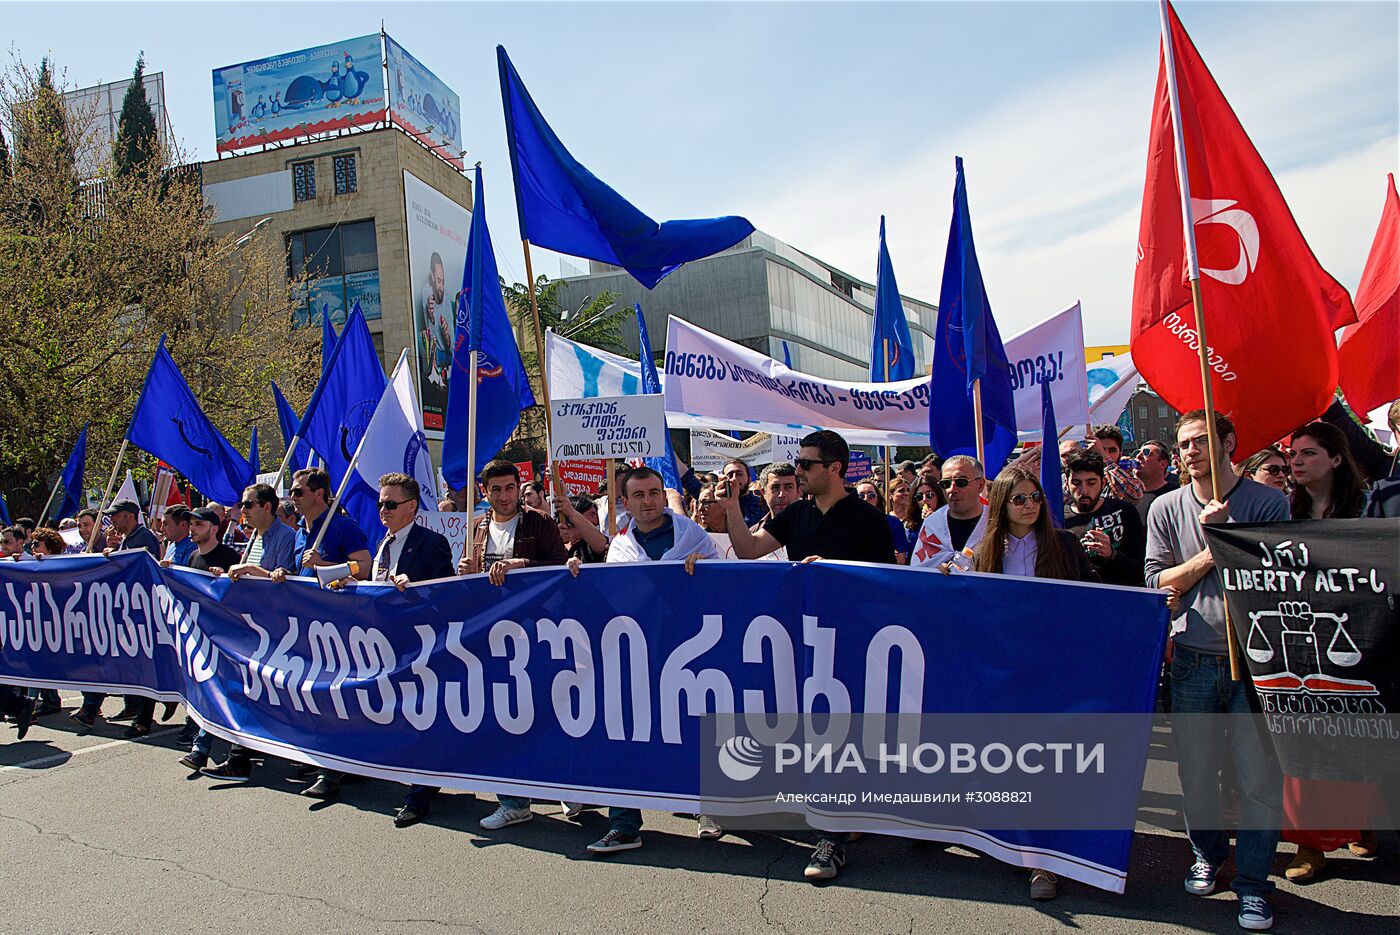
[226,483,299,579]
[283,467,371,580]
[159,506,196,566]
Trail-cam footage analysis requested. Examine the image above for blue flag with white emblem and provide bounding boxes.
[1041,380,1064,528]
[126,337,254,504]
[635,304,682,490]
[53,423,88,521]
[497,46,754,290]
[871,216,916,382]
[271,381,315,472]
[297,306,386,547]
[442,166,535,489]
[929,158,1016,476]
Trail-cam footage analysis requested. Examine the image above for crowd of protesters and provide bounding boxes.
[3,399,1397,931]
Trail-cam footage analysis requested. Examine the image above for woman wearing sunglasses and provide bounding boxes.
[913,476,945,519]
[856,481,908,564]
[965,465,1097,902]
[1236,446,1290,493]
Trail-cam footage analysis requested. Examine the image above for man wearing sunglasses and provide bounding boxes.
[911,455,988,569]
[226,483,298,581]
[1135,440,1178,523]
[286,467,372,581]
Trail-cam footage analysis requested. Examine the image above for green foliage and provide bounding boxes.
[113,53,158,178]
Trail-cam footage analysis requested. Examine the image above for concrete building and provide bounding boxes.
[554,231,937,382]
[200,127,470,372]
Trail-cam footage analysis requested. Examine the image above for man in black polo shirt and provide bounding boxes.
[719,429,894,883]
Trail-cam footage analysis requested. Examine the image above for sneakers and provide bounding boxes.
[1284,847,1325,882]
[804,839,846,881]
[1184,860,1219,896]
[201,759,252,781]
[178,752,208,771]
[479,804,533,830]
[696,815,723,840]
[560,802,585,819]
[1237,894,1274,931]
[587,829,642,855]
[1029,869,1058,900]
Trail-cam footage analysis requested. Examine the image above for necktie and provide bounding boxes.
[375,534,396,581]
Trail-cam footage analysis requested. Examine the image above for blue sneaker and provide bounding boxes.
[1184,860,1219,896]
[1237,894,1273,931]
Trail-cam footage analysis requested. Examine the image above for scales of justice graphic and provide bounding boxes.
[1245,601,1377,695]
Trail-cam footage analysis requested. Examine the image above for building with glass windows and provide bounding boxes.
[554,231,937,382]
[200,126,470,370]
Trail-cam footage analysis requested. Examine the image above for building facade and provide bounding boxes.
[554,231,937,382]
[1124,387,1179,448]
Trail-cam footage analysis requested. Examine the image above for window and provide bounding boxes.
[286,221,381,326]
[1157,404,1169,418]
[334,154,357,195]
[292,161,315,202]
[1138,406,1149,419]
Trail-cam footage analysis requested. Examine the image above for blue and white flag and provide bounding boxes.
[497,46,753,289]
[872,216,916,382]
[53,423,88,521]
[442,166,535,489]
[126,337,254,504]
[271,382,315,472]
[635,304,682,490]
[930,158,1016,476]
[548,330,643,399]
[354,351,437,509]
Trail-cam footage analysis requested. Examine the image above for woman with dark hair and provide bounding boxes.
[857,480,908,563]
[1236,446,1290,493]
[1280,420,1380,881]
[1288,422,1367,520]
[913,476,945,521]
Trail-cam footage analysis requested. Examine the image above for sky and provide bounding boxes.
[6,1,1397,346]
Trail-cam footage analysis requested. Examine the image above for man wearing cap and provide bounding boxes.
[185,508,242,573]
[71,499,165,731]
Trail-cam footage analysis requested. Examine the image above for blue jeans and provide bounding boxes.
[609,807,642,836]
[499,795,532,811]
[1169,643,1281,897]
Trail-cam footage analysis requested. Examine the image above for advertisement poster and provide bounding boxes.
[404,170,470,434]
[212,35,386,153]
[385,34,464,169]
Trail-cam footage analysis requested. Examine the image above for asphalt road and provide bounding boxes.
[1,694,1395,935]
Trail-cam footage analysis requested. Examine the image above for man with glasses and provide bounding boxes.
[912,455,988,570]
[1144,410,1287,933]
[1135,439,1177,522]
[226,484,299,581]
[719,430,894,882]
[282,467,372,581]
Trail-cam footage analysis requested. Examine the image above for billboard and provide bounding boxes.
[212,35,386,153]
[386,34,464,169]
[404,169,470,434]
[62,72,172,179]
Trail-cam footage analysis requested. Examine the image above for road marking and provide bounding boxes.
[2,727,181,773]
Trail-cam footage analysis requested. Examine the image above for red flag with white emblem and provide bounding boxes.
[1338,174,1399,417]
[1130,2,1355,456]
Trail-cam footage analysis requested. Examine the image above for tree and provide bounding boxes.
[113,53,158,178]
[0,54,317,515]
[499,275,626,461]
[0,124,11,182]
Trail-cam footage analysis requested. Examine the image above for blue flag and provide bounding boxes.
[442,166,536,489]
[126,338,254,505]
[0,491,10,526]
[54,423,88,521]
[321,307,337,377]
[271,381,315,472]
[497,46,754,290]
[297,306,387,547]
[871,216,916,382]
[781,340,793,369]
[635,304,682,490]
[929,158,1016,477]
[247,426,261,477]
[1041,380,1064,529]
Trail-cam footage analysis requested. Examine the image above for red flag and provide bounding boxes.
[1338,174,1399,417]
[1130,2,1356,456]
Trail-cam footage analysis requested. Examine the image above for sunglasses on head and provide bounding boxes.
[938,477,974,490]
[1009,491,1044,507]
[377,498,412,511]
[794,457,833,471]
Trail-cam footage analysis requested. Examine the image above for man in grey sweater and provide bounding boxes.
[1144,410,1289,933]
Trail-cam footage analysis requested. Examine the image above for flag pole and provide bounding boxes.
[521,239,561,497]
[1160,0,1242,680]
[971,378,986,466]
[35,469,65,528]
[882,339,892,498]
[465,340,481,530]
[605,458,618,539]
[87,439,129,551]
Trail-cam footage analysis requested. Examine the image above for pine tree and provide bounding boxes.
[113,53,158,177]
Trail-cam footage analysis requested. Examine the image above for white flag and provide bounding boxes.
[1062,354,1140,439]
[114,470,141,508]
[354,350,437,508]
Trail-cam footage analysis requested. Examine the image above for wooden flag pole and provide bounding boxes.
[521,240,561,498]
[971,378,987,467]
[465,342,481,549]
[605,458,618,540]
[87,439,129,552]
[1160,0,1242,680]
[35,470,64,529]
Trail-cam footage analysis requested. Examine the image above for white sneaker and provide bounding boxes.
[561,801,584,819]
[480,804,533,830]
[697,814,723,839]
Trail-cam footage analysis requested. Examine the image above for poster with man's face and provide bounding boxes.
[404,170,469,434]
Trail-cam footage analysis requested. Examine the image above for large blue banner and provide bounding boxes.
[213,34,386,154]
[0,555,1167,893]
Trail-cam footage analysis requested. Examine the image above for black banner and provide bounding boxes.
[1206,518,1400,786]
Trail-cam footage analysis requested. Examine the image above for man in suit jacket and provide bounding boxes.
[301,472,454,808]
